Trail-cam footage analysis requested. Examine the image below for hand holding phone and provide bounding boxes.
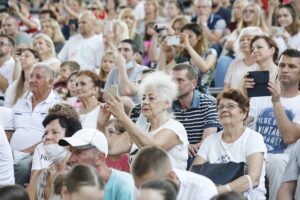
[108,85,118,98]
[166,35,180,46]
[246,71,270,97]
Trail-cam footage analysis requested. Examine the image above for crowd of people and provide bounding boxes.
[0,0,300,200]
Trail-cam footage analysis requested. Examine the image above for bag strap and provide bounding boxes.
[245,175,254,200]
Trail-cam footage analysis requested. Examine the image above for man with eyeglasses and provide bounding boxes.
[59,128,136,200]
[245,49,300,200]
[192,0,226,55]
[0,34,15,106]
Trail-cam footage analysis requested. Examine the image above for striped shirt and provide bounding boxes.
[172,90,220,144]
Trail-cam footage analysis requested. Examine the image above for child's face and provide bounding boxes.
[60,65,73,81]
[101,55,115,73]
[67,74,77,97]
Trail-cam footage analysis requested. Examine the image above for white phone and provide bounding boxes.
[166,35,180,46]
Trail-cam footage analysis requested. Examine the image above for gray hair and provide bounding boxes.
[234,26,264,59]
[138,71,178,110]
[31,62,56,81]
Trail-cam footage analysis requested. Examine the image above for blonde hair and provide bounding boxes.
[112,19,130,44]
[119,8,137,40]
[42,18,65,44]
[99,51,116,81]
[234,26,264,59]
[33,33,56,59]
[231,0,247,23]
[237,2,269,34]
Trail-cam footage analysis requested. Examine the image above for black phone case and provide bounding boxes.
[247,71,271,97]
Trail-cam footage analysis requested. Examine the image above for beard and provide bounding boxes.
[178,90,191,99]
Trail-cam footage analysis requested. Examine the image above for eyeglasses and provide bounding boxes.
[0,41,11,47]
[243,9,255,14]
[88,7,98,11]
[217,103,240,111]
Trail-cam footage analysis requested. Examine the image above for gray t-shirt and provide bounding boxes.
[282,140,300,200]
[104,64,148,104]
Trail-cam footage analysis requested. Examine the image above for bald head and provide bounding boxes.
[2,16,19,37]
[78,11,96,38]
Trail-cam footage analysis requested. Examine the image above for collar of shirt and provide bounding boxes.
[173,90,200,111]
[25,90,61,105]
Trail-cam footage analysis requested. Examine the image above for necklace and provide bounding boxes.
[220,126,246,151]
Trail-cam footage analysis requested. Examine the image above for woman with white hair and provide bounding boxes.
[223,27,263,91]
[33,33,61,74]
[106,71,189,170]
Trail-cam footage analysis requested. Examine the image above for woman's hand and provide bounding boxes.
[97,103,111,132]
[106,94,127,120]
[178,33,191,49]
[242,73,255,94]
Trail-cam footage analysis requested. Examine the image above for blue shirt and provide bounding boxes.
[104,169,135,200]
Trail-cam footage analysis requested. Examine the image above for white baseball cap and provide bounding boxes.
[59,128,108,157]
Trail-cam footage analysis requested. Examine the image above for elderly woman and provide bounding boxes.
[107,70,189,170]
[27,106,82,200]
[191,89,267,199]
[223,26,263,91]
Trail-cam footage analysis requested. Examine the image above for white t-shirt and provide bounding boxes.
[0,127,14,185]
[31,143,52,171]
[133,1,145,22]
[0,107,12,128]
[6,91,62,150]
[130,119,189,170]
[80,105,101,129]
[58,34,104,71]
[224,58,258,89]
[174,169,218,200]
[0,57,15,96]
[4,81,30,108]
[198,128,267,199]
[273,31,300,56]
[249,95,300,153]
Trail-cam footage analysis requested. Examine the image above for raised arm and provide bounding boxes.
[107,95,181,150]
[269,81,300,144]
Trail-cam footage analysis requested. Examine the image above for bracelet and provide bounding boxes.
[226,184,231,192]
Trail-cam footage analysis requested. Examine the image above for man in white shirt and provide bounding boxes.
[58,11,104,71]
[0,127,14,185]
[0,34,15,105]
[246,49,300,200]
[5,63,62,185]
[131,146,218,200]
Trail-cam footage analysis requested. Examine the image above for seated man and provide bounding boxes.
[5,63,62,185]
[131,146,218,200]
[59,128,136,200]
[245,49,300,200]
